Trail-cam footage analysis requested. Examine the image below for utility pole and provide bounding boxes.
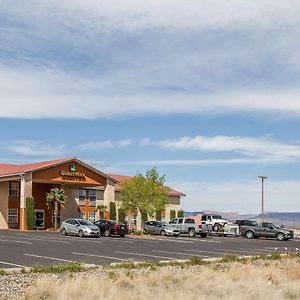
[258,176,267,222]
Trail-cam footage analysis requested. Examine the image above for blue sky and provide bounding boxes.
[1,0,300,213]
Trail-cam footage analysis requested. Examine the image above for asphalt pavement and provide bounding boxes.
[0,230,299,268]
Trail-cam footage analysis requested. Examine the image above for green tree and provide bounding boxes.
[170,210,176,221]
[46,187,67,230]
[26,196,35,230]
[120,167,169,230]
[95,204,107,219]
[110,202,117,221]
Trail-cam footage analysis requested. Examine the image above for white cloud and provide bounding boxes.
[77,139,133,151]
[153,135,300,160]
[4,140,66,157]
[127,158,284,166]
[1,1,300,119]
[171,180,300,213]
[1,65,300,119]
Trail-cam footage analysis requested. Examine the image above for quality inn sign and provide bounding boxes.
[60,165,86,178]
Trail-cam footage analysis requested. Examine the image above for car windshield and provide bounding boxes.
[78,220,93,226]
[213,215,222,219]
[272,224,282,229]
[160,222,169,227]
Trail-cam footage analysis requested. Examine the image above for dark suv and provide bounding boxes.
[94,219,127,237]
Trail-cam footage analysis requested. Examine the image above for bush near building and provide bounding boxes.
[177,210,184,218]
[26,196,35,230]
[170,210,176,220]
[118,208,125,224]
[110,202,117,221]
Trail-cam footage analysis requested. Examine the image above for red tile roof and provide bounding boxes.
[0,157,77,176]
[108,173,185,197]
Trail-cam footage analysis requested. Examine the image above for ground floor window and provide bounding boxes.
[79,213,85,219]
[8,208,18,223]
[35,209,44,229]
[52,210,61,225]
[88,212,95,223]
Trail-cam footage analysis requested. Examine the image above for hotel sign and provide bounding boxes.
[60,165,86,178]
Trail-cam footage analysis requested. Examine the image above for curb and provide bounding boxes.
[1,263,98,274]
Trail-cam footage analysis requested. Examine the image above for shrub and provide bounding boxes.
[26,196,35,230]
[118,208,125,223]
[190,256,203,265]
[177,210,184,218]
[110,202,117,221]
[170,210,176,220]
[32,262,84,274]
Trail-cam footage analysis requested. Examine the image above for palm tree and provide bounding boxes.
[95,204,107,219]
[46,187,67,230]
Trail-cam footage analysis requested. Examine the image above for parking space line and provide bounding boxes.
[24,254,74,262]
[115,251,174,260]
[0,236,68,244]
[152,250,210,258]
[184,249,226,256]
[72,252,128,261]
[0,261,25,268]
[0,238,32,244]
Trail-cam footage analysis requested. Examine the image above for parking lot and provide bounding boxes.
[0,230,299,268]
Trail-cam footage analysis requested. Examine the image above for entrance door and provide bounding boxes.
[35,209,44,229]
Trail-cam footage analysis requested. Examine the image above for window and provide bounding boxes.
[89,190,96,201]
[79,189,86,201]
[88,212,95,223]
[169,219,178,224]
[8,209,18,223]
[79,213,85,219]
[9,182,19,197]
[52,210,61,225]
[185,219,195,224]
[178,219,183,224]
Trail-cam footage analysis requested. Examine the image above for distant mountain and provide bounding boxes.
[183,210,300,227]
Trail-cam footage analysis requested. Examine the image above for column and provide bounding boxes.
[19,176,26,231]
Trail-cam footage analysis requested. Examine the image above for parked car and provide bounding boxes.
[169,217,209,237]
[144,221,180,236]
[240,221,294,241]
[60,218,100,237]
[201,214,229,231]
[94,219,127,237]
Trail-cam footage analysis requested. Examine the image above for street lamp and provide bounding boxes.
[258,176,267,222]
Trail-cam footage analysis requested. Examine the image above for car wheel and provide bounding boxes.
[200,233,207,238]
[78,230,84,238]
[160,230,166,236]
[61,228,67,236]
[104,229,111,237]
[245,230,254,239]
[277,232,285,241]
[188,229,196,237]
[120,234,125,238]
[213,224,220,232]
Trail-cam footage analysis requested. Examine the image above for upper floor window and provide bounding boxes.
[89,190,96,202]
[9,182,19,197]
[79,189,86,201]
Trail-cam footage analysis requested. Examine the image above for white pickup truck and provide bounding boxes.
[169,217,210,238]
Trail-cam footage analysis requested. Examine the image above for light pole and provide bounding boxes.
[258,176,267,222]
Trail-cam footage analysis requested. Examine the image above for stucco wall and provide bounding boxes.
[0,181,8,229]
[104,179,115,205]
[62,186,81,221]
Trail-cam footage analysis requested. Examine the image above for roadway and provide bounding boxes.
[0,230,299,268]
